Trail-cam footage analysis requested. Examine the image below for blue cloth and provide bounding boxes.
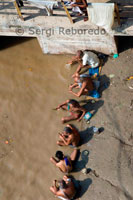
[88,67,99,77]
[89,90,100,98]
[64,157,71,166]
[84,112,92,120]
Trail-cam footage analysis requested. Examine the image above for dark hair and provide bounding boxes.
[69,99,79,107]
[59,180,67,189]
[64,127,72,134]
[55,151,64,160]
[77,50,83,58]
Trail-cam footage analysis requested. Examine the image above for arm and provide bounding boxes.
[59,135,72,145]
[72,63,85,77]
[50,157,58,165]
[71,0,87,8]
[69,83,78,91]
[69,82,86,97]
[67,56,81,65]
[77,107,86,121]
[56,100,69,110]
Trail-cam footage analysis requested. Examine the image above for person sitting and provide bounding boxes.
[68,50,100,78]
[57,124,80,147]
[50,149,78,173]
[55,99,86,123]
[70,0,88,20]
[69,73,100,99]
[50,175,76,200]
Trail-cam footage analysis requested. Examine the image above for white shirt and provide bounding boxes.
[82,51,100,68]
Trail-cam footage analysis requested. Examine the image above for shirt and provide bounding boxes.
[82,51,100,68]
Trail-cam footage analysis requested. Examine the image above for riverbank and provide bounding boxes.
[0,37,133,200]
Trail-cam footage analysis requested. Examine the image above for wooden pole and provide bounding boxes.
[115,4,120,25]
[14,0,24,21]
[61,0,73,24]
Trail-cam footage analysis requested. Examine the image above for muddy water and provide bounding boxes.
[0,38,83,200]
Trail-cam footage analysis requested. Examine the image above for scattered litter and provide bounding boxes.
[125,76,133,81]
[92,170,99,177]
[86,120,90,124]
[28,67,33,71]
[81,168,88,175]
[109,74,115,79]
[91,100,96,104]
[126,78,133,90]
[93,127,99,133]
[128,86,133,90]
[130,100,133,110]
[5,140,9,144]
[3,114,8,118]
[113,54,119,59]
[82,150,89,156]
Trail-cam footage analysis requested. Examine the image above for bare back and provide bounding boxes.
[56,157,72,173]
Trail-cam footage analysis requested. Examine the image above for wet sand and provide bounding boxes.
[0,37,133,200]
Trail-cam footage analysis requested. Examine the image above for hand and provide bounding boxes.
[72,74,76,78]
[56,106,60,110]
[67,61,72,65]
[59,135,63,139]
[69,86,72,91]
[50,157,54,162]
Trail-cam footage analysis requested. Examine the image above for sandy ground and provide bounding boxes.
[0,37,133,200]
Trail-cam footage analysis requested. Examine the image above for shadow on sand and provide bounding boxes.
[70,176,92,199]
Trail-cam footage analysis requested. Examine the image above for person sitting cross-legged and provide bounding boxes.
[56,99,86,123]
[50,175,76,200]
[50,149,78,173]
[57,124,80,147]
[67,50,100,78]
[69,73,100,99]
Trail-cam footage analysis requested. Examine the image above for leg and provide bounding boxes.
[86,96,95,101]
[61,113,80,123]
[57,140,66,146]
[50,186,58,194]
[70,149,78,161]
[75,64,82,75]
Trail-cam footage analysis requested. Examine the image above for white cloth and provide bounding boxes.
[72,6,83,14]
[27,0,58,16]
[82,51,100,68]
[57,196,69,200]
[87,3,115,32]
[67,2,83,14]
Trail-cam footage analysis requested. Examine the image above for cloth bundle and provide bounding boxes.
[27,0,58,15]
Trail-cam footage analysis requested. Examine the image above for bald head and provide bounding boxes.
[76,50,83,59]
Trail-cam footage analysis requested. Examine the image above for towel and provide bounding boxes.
[27,0,58,15]
[87,3,115,32]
